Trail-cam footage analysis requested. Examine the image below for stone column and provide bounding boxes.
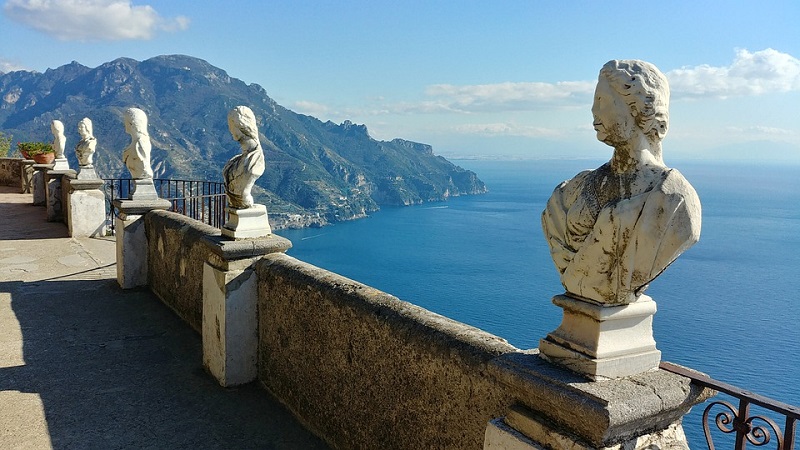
[483,351,713,449]
[45,168,76,222]
[113,198,171,289]
[31,163,52,206]
[200,234,291,387]
[21,160,35,194]
[66,176,107,237]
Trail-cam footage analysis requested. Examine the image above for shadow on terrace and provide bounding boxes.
[0,186,328,449]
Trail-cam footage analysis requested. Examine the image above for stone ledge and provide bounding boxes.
[113,198,172,215]
[68,178,104,190]
[496,405,692,450]
[46,168,76,177]
[487,350,714,448]
[202,234,292,271]
[484,418,541,449]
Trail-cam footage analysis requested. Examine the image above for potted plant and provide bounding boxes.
[18,142,55,164]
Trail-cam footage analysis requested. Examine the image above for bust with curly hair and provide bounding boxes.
[542,60,701,304]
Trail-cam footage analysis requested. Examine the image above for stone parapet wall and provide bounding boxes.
[145,210,219,331]
[0,157,24,188]
[257,252,518,449]
[139,211,709,450]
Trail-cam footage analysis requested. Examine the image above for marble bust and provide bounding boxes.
[51,120,66,159]
[75,117,97,167]
[122,107,154,179]
[541,60,701,305]
[222,106,266,209]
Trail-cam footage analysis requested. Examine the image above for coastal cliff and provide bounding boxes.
[0,55,486,227]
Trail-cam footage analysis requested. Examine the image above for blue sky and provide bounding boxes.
[1,0,799,161]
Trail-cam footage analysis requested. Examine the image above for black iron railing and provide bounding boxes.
[104,178,227,233]
[661,362,799,450]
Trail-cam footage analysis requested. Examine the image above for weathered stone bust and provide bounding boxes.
[50,119,66,159]
[122,107,154,179]
[75,117,97,167]
[222,105,266,209]
[542,60,701,305]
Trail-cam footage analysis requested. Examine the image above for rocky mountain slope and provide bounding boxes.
[0,55,486,228]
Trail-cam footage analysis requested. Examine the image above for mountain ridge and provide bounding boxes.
[0,54,486,228]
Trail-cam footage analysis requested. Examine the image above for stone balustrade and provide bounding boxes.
[0,157,34,192]
[14,166,714,448]
[141,208,711,449]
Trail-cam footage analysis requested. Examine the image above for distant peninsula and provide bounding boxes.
[0,54,486,228]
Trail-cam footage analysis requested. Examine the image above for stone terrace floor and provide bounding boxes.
[0,186,329,449]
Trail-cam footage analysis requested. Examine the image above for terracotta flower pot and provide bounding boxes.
[33,153,55,164]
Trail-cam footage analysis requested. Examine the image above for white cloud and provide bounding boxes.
[3,0,190,41]
[396,48,800,115]
[725,125,797,136]
[0,59,29,73]
[452,123,565,139]
[293,100,331,117]
[293,100,330,114]
[287,48,800,131]
[421,81,594,113]
[667,48,800,99]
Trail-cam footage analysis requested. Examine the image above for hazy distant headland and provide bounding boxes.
[0,55,486,229]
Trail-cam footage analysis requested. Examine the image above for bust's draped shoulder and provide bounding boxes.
[542,168,701,304]
[223,138,266,208]
[122,136,153,179]
[541,169,592,275]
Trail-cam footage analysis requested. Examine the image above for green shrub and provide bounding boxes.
[0,131,12,158]
[17,141,54,157]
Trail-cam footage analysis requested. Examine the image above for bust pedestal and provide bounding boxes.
[538,294,661,380]
[76,165,99,180]
[52,157,70,171]
[129,178,160,201]
[221,204,271,239]
[66,177,106,237]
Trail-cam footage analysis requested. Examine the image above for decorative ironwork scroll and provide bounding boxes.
[660,362,798,450]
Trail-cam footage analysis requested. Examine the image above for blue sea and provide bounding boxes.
[280,158,800,445]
